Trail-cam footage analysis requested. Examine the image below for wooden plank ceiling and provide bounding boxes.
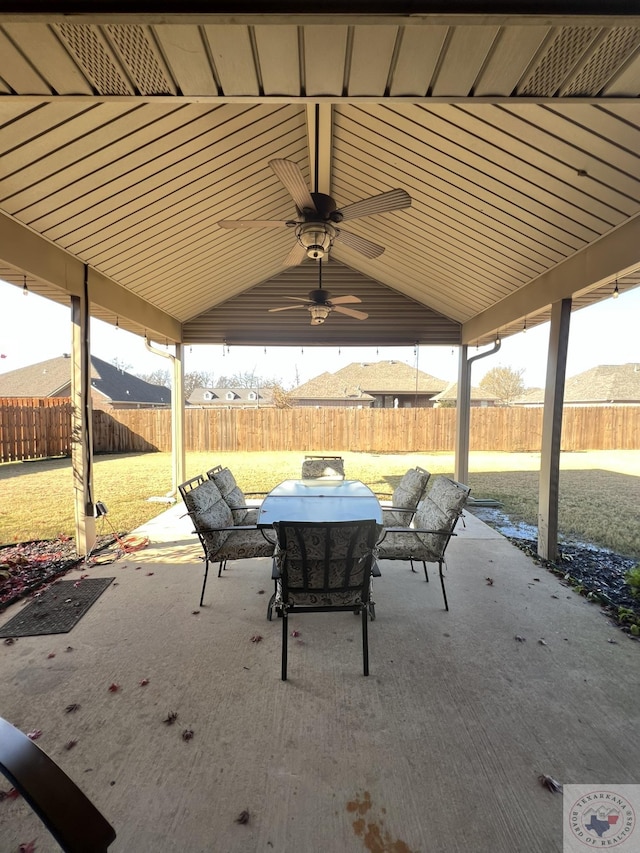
[1,8,640,348]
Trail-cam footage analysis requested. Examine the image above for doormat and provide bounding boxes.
[0,577,115,638]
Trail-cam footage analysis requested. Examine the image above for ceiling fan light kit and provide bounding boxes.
[295,221,336,260]
[218,158,411,268]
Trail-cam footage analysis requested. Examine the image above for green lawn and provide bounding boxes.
[1,450,639,558]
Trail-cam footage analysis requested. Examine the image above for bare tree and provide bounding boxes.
[112,357,133,373]
[137,368,171,387]
[479,365,526,405]
[183,370,216,397]
[267,383,294,409]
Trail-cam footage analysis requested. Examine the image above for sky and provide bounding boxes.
[0,277,638,390]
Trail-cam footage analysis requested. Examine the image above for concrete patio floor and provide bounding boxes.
[1,507,638,853]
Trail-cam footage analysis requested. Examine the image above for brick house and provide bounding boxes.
[0,354,170,410]
[289,360,447,408]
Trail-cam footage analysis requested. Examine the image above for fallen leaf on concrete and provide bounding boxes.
[139,678,150,686]
[3,638,15,645]
[291,630,301,638]
[163,711,178,725]
[538,774,563,793]
[65,703,81,713]
[485,577,494,585]
[514,635,526,642]
[235,810,250,824]
[191,610,200,615]
[64,740,77,751]
[182,728,194,741]
[26,730,42,740]
[257,589,265,595]
[607,638,619,645]
[108,683,120,692]
[250,634,263,643]
[0,787,20,801]
[19,841,36,852]
[538,639,547,646]
[46,652,55,659]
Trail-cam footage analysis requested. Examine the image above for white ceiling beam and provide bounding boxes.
[0,211,182,342]
[462,214,640,344]
[2,95,639,105]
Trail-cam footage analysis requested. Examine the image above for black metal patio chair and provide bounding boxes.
[271,518,381,680]
[0,716,116,853]
[178,475,274,606]
[301,455,345,479]
[377,476,470,611]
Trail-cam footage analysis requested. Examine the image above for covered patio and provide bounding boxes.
[1,4,640,564]
[1,506,637,852]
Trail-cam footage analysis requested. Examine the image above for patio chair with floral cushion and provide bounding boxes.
[0,716,116,852]
[377,476,470,611]
[271,518,381,680]
[206,465,267,524]
[178,475,274,606]
[301,455,345,480]
[375,465,431,527]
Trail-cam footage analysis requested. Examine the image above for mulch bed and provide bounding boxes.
[0,535,118,612]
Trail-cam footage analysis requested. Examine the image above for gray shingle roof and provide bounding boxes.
[290,360,446,400]
[432,382,499,402]
[0,355,170,405]
[514,363,640,404]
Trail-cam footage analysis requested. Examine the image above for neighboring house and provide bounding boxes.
[431,382,499,407]
[289,360,447,408]
[188,386,274,408]
[0,354,170,410]
[513,363,640,407]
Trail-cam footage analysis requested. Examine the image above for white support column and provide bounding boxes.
[172,343,185,495]
[454,345,470,485]
[70,277,96,556]
[538,298,571,562]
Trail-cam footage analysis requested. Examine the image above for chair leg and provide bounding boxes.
[423,562,429,582]
[410,559,418,573]
[361,605,369,676]
[217,559,226,578]
[438,559,449,611]
[199,559,210,607]
[281,610,288,681]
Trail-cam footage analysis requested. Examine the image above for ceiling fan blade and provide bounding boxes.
[283,242,307,267]
[268,305,305,313]
[280,296,314,303]
[338,188,411,222]
[336,229,385,259]
[334,305,369,320]
[218,219,287,229]
[328,294,362,305]
[269,159,316,212]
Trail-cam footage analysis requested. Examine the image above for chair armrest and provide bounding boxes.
[371,560,382,578]
[271,561,281,580]
[191,524,257,534]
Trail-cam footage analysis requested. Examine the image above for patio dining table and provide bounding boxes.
[257,478,383,527]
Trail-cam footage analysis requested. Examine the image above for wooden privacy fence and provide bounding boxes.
[0,398,72,462]
[97,406,639,454]
[2,403,639,463]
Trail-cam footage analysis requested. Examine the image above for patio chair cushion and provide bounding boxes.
[427,476,469,516]
[181,479,234,556]
[274,521,373,607]
[382,467,431,525]
[216,526,274,561]
[301,458,345,479]
[208,467,249,523]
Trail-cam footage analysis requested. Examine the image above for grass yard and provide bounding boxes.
[1,450,639,559]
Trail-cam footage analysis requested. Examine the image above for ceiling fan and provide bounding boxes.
[268,260,368,326]
[218,159,411,266]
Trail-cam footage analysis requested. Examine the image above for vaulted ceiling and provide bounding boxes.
[1,6,640,348]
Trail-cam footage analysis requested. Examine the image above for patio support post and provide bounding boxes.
[538,297,571,562]
[454,345,470,485]
[70,272,96,556]
[172,343,185,496]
